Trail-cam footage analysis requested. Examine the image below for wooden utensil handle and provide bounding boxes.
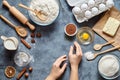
[97,46,120,55]
[18,3,34,12]
[3,0,11,9]
[26,22,35,31]
[102,40,114,46]
[0,15,16,28]
[16,68,26,80]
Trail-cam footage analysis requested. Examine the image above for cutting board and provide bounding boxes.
[92,7,120,50]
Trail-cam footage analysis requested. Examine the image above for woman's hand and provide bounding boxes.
[69,41,82,69]
[45,55,67,80]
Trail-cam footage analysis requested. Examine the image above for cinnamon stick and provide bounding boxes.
[16,68,27,80]
[20,38,31,49]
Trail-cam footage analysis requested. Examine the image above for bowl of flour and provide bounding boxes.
[28,0,59,26]
[98,54,120,79]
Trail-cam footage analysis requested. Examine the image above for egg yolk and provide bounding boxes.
[82,33,89,40]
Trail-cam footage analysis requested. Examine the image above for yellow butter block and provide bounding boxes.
[103,17,120,36]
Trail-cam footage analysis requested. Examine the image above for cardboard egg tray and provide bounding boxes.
[66,0,114,23]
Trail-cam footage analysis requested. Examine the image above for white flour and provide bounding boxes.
[84,51,94,60]
[29,0,59,24]
[98,55,119,77]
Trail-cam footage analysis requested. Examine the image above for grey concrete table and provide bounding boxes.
[0,0,120,80]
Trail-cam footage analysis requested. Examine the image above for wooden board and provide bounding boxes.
[92,7,120,50]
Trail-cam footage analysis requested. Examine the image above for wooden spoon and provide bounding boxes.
[94,40,115,50]
[0,15,27,37]
[88,45,120,61]
[18,3,48,21]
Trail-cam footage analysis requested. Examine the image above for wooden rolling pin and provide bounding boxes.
[2,0,35,31]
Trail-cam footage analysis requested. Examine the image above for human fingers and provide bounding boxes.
[56,58,67,67]
[57,55,67,61]
[69,46,74,56]
[54,55,67,64]
[74,41,82,56]
[61,63,67,73]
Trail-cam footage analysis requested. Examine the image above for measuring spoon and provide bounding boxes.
[93,40,115,50]
[0,15,27,37]
[18,3,48,21]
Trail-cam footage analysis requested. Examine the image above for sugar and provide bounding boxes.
[98,55,119,77]
[84,51,94,60]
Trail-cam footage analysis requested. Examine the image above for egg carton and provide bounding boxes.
[66,0,114,23]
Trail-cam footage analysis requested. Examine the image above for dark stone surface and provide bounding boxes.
[0,0,120,80]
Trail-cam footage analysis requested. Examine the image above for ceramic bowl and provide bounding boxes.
[28,0,60,26]
[98,54,120,79]
[64,23,77,37]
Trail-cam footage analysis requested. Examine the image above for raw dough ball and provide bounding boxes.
[72,6,82,15]
[99,3,106,11]
[106,0,114,8]
[81,3,88,11]
[88,0,95,8]
[91,7,99,15]
[85,10,92,18]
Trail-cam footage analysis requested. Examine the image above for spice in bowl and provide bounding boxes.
[64,23,77,36]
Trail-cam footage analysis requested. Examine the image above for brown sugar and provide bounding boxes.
[66,24,76,35]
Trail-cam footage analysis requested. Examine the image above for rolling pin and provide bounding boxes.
[2,0,35,31]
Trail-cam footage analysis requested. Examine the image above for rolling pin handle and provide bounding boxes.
[3,0,11,9]
[26,22,35,31]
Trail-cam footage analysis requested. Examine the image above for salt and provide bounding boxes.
[84,51,94,60]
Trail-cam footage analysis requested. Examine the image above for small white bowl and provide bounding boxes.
[64,23,77,37]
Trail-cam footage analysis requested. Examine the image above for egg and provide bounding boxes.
[95,0,101,4]
[106,0,114,8]
[72,6,82,15]
[99,3,106,11]
[85,10,92,18]
[88,0,95,8]
[81,3,88,11]
[91,7,99,15]
[81,32,90,40]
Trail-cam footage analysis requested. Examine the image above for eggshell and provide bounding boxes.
[91,7,99,15]
[106,0,114,8]
[95,0,101,4]
[88,0,95,7]
[72,6,82,15]
[85,10,92,18]
[99,3,106,11]
[81,3,88,11]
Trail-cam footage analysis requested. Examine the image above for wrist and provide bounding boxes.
[71,65,79,71]
[45,74,56,80]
